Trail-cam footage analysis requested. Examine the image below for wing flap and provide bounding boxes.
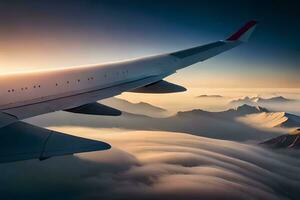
[130,80,186,93]
[0,122,111,163]
[65,102,121,116]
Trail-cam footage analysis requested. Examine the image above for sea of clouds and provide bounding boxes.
[1,129,299,200]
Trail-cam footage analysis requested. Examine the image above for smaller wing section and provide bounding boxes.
[0,112,18,128]
[130,80,186,94]
[0,122,111,163]
[169,20,258,71]
[65,102,122,116]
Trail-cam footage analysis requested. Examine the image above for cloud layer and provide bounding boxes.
[1,128,299,200]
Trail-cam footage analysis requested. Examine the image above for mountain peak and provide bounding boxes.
[260,131,300,149]
[235,104,268,113]
[100,97,167,117]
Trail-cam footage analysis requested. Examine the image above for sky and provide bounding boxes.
[0,0,299,87]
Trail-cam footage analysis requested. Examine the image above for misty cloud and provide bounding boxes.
[26,107,283,143]
[1,129,299,200]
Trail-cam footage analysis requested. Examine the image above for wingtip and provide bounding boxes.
[226,20,258,42]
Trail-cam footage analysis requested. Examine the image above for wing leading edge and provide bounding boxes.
[169,20,258,71]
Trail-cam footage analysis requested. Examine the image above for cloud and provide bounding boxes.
[0,128,299,200]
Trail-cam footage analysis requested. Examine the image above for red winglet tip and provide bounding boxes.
[227,20,258,41]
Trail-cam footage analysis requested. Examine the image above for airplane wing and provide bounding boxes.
[0,21,257,163]
[2,21,257,122]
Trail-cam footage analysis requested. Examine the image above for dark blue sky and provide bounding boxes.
[0,0,299,87]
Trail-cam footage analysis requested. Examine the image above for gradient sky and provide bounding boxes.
[0,0,299,87]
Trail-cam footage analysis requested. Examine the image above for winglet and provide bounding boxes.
[226,20,258,42]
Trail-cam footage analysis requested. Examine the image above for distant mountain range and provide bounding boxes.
[27,97,300,150]
[28,103,290,142]
[260,129,300,149]
[257,96,293,103]
[230,96,294,106]
[100,97,167,117]
[196,94,223,98]
[177,104,268,119]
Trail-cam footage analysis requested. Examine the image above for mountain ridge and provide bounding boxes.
[260,129,300,149]
[230,96,294,106]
